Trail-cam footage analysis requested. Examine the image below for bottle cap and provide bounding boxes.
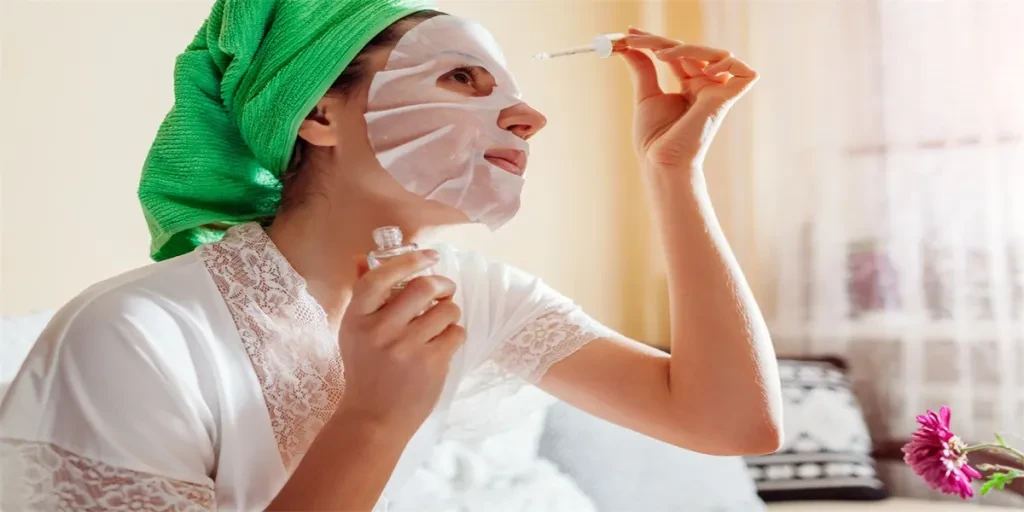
[372,226,403,249]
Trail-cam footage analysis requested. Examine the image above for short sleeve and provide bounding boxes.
[485,264,618,384]
[0,293,217,511]
[441,251,620,440]
[474,256,619,385]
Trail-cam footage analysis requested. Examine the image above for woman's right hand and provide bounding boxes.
[336,249,465,436]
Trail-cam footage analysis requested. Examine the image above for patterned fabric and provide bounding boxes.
[0,440,215,511]
[195,224,612,469]
[490,305,616,385]
[745,359,886,501]
[197,223,344,472]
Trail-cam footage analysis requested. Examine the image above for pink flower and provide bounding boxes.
[902,406,983,499]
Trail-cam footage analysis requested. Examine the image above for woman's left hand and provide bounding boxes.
[619,28,758,171]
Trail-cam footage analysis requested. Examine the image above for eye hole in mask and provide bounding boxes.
[437,65,496,97]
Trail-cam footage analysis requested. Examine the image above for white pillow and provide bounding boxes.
[0,310,55,396]
[393,441,597,512]
[540,401,767,512]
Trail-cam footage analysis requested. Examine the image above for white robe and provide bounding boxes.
[0,224,615,511]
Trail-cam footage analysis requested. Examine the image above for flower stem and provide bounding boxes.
[976,463,1021,473]
[964,444,1024,465]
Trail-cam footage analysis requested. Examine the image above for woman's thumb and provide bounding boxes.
[353,255,371,279]
[618,49,662,103]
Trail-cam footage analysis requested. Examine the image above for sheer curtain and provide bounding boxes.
[700,0,1024,449]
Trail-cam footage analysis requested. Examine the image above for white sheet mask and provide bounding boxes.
[365,15,529,231]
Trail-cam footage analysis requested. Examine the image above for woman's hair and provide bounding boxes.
[279,9,444,212]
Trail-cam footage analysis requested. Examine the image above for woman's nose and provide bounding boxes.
[497,102,547,141]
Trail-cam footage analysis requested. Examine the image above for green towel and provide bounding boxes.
[139,0,436,261]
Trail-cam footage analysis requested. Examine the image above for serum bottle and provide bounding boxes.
[367,226,433,293]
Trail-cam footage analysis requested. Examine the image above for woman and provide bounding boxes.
[0,1,782,510]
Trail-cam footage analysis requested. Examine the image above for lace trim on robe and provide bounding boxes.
[197,223,344,472]
[0,439,215,512]
[492,305,617,383]
[445,303,617,439]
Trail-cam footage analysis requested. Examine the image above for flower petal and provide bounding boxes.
[939,406,952,426]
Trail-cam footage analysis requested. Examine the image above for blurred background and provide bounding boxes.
[2,0,1022,509]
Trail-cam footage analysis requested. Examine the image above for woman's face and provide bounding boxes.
[299,15,547,229]
[362,17,547,175]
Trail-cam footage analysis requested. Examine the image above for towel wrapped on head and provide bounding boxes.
[138,0,436,261]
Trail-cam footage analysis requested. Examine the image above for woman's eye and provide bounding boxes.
[451,69,474,85]
[436,66,494,97]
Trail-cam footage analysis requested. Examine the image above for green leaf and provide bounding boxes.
[981,471,1021,495]
[980,478,998,496]
[994,433,1008,448]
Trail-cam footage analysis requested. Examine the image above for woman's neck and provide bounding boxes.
[267,198,431,326]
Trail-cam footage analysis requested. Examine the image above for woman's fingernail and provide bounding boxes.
[423,249,440,262]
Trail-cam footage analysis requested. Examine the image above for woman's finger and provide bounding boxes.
[426,324,467,360]
[704,56,758,79]
[680,58,706,78]
[625,34,685,52]
[400,299,462,345]
[351,250,440,315]
[379,275,456,325]
[654,43,732,64]
[353,256,371,279]
[618,49,663,103]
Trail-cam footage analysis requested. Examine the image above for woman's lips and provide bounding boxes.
[484,149,528,176]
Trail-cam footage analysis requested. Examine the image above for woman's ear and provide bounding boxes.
[297,97,344,147]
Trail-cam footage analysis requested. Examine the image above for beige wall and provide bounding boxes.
[1,1,714,344]
[2,1,214,314]
[0,1,631,326]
